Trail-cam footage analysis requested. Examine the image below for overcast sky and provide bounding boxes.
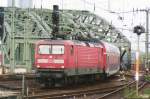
[1,0,150,51]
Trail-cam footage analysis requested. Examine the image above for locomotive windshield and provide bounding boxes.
[38,45,64,54]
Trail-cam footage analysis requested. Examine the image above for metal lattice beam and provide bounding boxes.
[1,7,131,72]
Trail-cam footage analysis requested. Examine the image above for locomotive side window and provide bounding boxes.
[52,45,64,54]
[38,45,51,54]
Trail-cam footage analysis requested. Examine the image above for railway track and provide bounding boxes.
[24,81,135,99]
[0,74,37,99]
[0,73,36,82]
[25,80,147,99]
[96,81,147,99]
[0,71,146,99]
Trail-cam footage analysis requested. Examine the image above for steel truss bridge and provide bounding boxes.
[0,7,131,73]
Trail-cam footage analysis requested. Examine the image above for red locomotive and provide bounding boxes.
[34,40,120,86]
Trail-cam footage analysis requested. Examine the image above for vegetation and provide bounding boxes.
[144,75,150,82]
[143,88,150,95]
[124,87,150,99]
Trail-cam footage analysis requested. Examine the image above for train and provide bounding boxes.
[34,40,120,86]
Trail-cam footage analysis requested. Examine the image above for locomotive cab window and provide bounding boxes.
[52,45,64,54]
[38,45,64,54]
[38,45,51,54]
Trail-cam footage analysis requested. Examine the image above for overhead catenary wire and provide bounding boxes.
[80,0,110,12]
[38,1,147,35]
[64,0,147,33]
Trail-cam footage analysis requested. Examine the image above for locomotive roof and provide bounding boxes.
[36,40,103,48]
[35,40,119,53]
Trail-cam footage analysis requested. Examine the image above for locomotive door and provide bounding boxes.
[99,48,103,72]
[75,45,78,74]
[67,45,77,75]
[97,48,101,72]
[103,48,109,74]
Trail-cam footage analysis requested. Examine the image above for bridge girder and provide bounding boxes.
[1,7,131,72]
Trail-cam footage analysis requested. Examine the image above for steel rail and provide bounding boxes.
[25,81,135,99]
[97,81,147,99]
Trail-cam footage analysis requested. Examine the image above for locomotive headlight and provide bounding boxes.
[37,59,48,63]
[61,66,64,68]
[37,65,40,68]
[53,59,64,63]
